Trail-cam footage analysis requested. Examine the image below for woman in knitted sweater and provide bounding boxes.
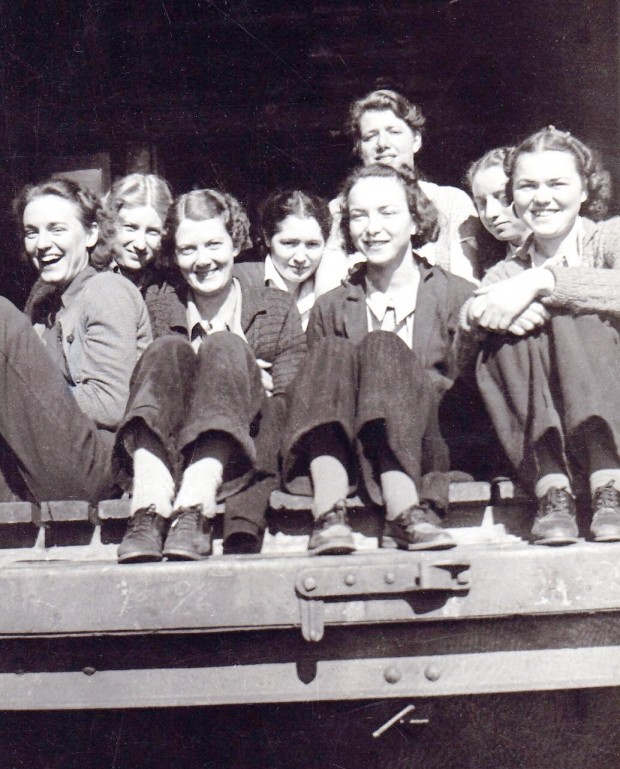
[460,126,620,545]
[116,188,306,562]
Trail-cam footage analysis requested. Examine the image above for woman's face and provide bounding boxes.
[472,164,529,245]
[358,109,421,169]
[512,150,587,242]
[23,194,97,285]
[115,204,164,271]
[269,215,325,287]
[175,215,239,298]
[348,175,416,269]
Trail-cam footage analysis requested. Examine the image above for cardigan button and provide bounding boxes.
[66,333,74,344]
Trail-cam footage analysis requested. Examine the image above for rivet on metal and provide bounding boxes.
[303,577,317,592]
[457,572,469,585]
[384,572,396,584]
[425,663,441,682]
[384,666,402,684]
[344,573,356,586]
[82,666,96,677]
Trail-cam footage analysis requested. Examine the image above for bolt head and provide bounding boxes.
[384,665,402,684]
[344,573,356,586]
[425,663,441,682]
[384,572,396,584]
[303,576,317,592]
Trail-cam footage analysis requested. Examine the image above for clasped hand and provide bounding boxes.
[467,271,550,336]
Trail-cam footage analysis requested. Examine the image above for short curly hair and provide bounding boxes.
[339,163,439,254]
[466,146,514,193]
[505,126,612,221]
[13,175,112,270]
[348,89,425,159]
[160,188,252,271]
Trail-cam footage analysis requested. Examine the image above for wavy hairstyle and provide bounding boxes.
[160,188,252,271]
[13,176,112,270]
[348,89,426,159]
[466,146,514,193]
[505,126,612,221]
[339,163,439,254]
[259,189,331,256]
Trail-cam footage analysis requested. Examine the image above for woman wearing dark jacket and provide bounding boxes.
[117,188,306,562]
[282,163,475,555]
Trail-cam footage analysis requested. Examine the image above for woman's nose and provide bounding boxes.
[532,185,551,204]
[36,231,52,250]
[133,232,147,252]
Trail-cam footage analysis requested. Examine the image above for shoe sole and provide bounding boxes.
[532,536,578,546]
[118,550,163,563]
[308,538,356,556]
[381,535,456,551]
[592,533,620,543]
[163,548,211,561]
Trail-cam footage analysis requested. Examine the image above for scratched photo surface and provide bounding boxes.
[0,2,619,768]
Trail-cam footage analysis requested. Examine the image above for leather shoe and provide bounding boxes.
[381,503,455,551]
[591,482,620,542]
[163,505,213,560]
[531,487,578,545]
[308,500,356,555]
[118,505,167,563]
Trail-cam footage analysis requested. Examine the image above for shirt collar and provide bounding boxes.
[186,278,243,339]
[510,217,584,268]
[364,268,419,326]
[60,265,97,307]
[264,253,315,319]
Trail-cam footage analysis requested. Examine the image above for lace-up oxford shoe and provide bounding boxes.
[118,505,168,563]
[531,487,578,545]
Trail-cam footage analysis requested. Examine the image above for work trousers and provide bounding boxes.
[477,312,620,487]
[0,297,114,503]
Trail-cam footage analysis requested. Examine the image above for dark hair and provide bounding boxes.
[506,126,612,221]
[339,163,439,253]
[348,89,425,158]
[466,146,514,193]
[160,188,252,270]
[105,173,173,223]
[13,176,111,270]
[259,190,331,255]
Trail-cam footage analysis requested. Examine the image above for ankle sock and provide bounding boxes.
[381,469,420,521]
[131,448,175,518]
[589,469,620,496]
[173,458,224,518]
[535,473,572,501]
[309,454,349,518]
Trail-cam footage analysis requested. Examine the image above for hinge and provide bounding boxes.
[296,560,470,642]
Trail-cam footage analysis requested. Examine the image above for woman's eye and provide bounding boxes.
[146,229,161,237]
[124,224,137,232]
[52,226,67,234]
[307,241,322,249]
[178,247,195,256]
[497,194,509,206]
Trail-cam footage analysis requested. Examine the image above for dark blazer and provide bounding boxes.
[144,278,306,397]
[307,258,474,391]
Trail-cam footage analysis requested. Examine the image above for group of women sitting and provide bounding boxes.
[2,87,620,564]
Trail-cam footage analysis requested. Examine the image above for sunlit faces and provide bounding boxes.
[358,110,421,169]
[23,195,97,285]
[174,216,239,298]
[115,205,164,271]
[347,176,416,268]
[269,215,325,289]
[471,165,529,245]
[512,150,587,242]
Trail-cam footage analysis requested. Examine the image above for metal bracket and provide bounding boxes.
[372,704,429,738]
[296,560,470,642]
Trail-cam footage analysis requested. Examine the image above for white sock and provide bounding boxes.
[381,469,420,521]
[131,448,175,518]
[309,454,349,518]
[590,469,620,495]
[173,457,224,518]
[535,473,572,500]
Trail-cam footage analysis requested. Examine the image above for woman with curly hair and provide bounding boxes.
[282,164,475,555]
[460,126,620,545]
[0,176,151,503]
[104,172,173,292]
[235,189,331,331]
[466,146,529,274]
[116,188,307,562]
[315,88,480,295]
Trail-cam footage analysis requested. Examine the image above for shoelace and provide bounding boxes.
[542,488,573,516]
[129,508,160,534]
[595,482,620,510]
[170,508,202,532]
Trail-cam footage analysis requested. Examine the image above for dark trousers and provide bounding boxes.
[117,332,265,500]
[282,332,449,506]
[0,297,114,503]
[477,313,620,488]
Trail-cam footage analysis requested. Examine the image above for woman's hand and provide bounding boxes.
[468,269,554,332]
[506,301,550,336]
[256,358,274,397]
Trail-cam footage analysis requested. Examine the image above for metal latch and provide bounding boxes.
[296,560,470,641]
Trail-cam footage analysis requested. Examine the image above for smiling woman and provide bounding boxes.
[115,188,307,562]
[459,126,620,546]
[282,164,476,555]
[0,176,151,504]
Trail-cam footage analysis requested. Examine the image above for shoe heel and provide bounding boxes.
[380,535,400,550]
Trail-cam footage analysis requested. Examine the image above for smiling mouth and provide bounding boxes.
[532,209,559,218]
[194,266,219,279]
[39,254,63,267]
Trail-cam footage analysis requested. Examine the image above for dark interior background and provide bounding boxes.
[0,0,618,305]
